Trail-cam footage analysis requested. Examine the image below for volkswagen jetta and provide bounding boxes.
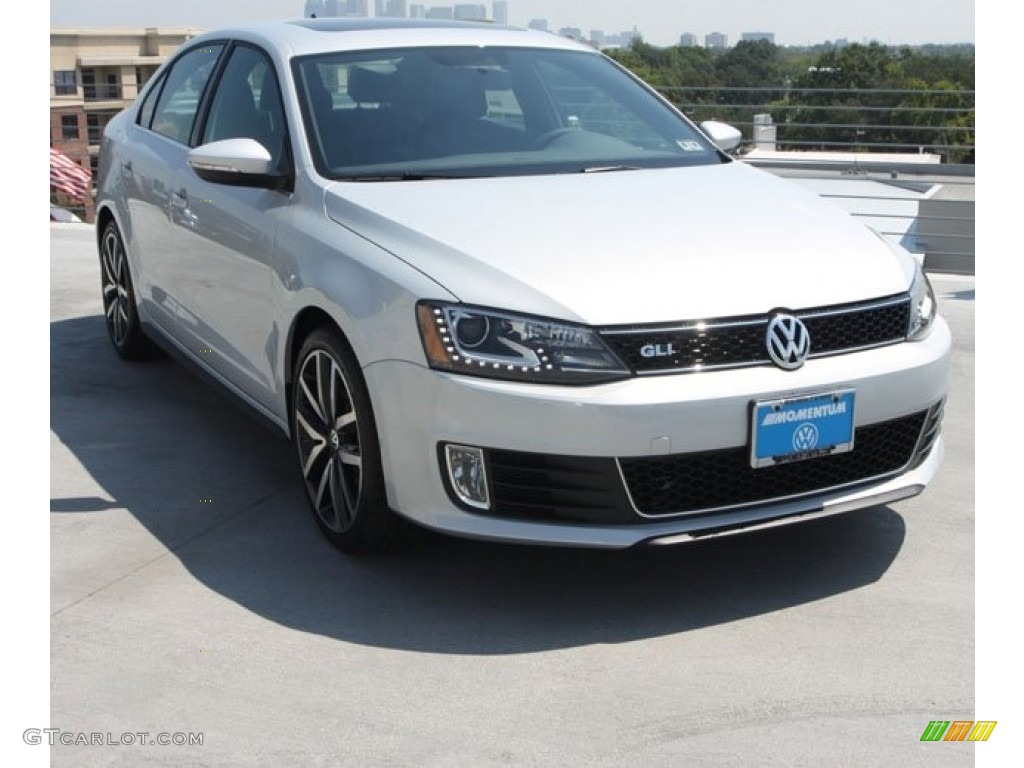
[95,18,950,552]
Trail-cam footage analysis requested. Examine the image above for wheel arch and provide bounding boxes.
[284,306,356,436]
[95,204,117,249]
[95,202,142,310]
[95,202,135,279]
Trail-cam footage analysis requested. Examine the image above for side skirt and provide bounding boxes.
[140,319,291,440]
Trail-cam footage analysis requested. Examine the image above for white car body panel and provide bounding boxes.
[327,163,912,325]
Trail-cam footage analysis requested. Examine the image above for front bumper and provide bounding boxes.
[364,317,951,548]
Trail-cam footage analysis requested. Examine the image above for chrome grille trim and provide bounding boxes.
[599,292,911,375]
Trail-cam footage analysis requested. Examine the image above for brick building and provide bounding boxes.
[50,27,198,221]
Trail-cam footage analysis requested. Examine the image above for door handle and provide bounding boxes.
[170,188,199,227]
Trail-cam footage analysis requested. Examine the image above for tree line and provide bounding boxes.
[607,40,975,162]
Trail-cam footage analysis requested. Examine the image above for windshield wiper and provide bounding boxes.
[579,165,643,174]
[340,172,484,181]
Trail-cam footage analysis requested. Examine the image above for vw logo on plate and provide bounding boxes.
[792,423,819,451]
[766,314,811,370]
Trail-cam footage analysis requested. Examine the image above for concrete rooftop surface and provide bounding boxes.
[49,223,975,767]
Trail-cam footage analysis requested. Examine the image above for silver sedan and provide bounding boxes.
[95,19,950,552]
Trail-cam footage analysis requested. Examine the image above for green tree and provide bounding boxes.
[784,43,973,159]
[608,40,974,161]
[715,40,784,89]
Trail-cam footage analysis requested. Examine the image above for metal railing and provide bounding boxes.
[658,85,975,161]
[84,83,124,101]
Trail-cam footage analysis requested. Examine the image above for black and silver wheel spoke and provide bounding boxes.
[328,459,352,528]
[295,410,327,478]
[101,252,117,301]
[296,349,363,533]
[316,353,335,426]
[298,372,326,425]
[314,456,334,510]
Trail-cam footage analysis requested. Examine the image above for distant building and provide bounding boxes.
[527,19,548,32]
[705,31,728,48]
[559,27,582,40]
[679,32,697,47]
[426,6,453,19]
[741,32,775,44]
[619,28,641,46]
[409,4,426,18]
[377,0,407,17]
[324,0,369,15]
[590,30,606,46]
[453,3,486,20]
[305,0,325,17]
[493,1,508,26]
[597,30,634,48]
[50,26,198,221]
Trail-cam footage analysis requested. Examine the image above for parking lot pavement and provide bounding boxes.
[50,224,974,766]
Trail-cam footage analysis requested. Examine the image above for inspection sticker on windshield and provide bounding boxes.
[751,390,855,468]
[676,139,704,152]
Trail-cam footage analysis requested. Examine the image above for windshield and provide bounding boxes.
[293,46,725,180]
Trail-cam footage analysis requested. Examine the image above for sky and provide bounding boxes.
[49,0,974,48]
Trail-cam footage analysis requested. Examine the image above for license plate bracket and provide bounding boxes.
[751,390,856,468]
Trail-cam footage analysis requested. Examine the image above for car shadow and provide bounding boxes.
[51,314,907,655]
[942,288,974,301]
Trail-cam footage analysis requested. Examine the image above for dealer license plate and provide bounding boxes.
[751,390,856,468]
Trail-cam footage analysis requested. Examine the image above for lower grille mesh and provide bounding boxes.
[618,410,929,516]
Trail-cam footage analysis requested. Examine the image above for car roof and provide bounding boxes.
[185,18,596,59]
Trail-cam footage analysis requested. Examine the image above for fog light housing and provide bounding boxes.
[444,444,490,510]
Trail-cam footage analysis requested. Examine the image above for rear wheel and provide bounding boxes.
[99,220,160,360]
[293,327,405,553]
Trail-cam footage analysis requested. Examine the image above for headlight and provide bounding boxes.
[907,264,937,340]
[416,301,630,384]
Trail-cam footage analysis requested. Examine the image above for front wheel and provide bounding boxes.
[292,327,405,553]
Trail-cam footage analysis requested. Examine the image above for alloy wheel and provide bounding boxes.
[294,349,363,533]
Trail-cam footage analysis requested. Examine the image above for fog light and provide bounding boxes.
[445,444,490,510]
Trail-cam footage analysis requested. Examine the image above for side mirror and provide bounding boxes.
[700,120,743,153]
[188,138,288,189]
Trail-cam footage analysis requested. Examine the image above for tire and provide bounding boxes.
[292,327,405,553]
[99,220,161,360]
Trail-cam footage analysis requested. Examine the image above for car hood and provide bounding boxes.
[324,162,914,325]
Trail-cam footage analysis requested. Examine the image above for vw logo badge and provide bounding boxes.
[792,423,819,451]
[766,314,811,370]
